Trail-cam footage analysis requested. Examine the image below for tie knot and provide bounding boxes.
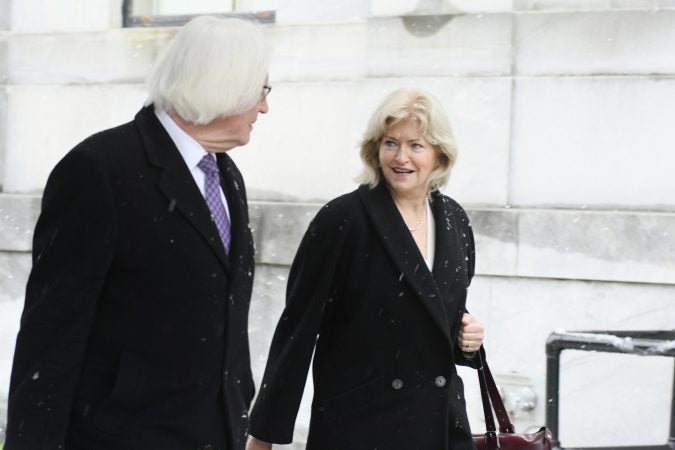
[197,154,219,175]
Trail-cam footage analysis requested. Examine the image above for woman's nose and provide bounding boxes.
[395,148,408,163]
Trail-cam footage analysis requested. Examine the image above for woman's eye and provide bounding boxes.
[383,140,398,148]
[411,143,425,152]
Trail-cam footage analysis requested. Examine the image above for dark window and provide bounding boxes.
[122,0,275,27]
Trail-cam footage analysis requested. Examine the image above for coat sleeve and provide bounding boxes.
[450,201,480,369]
[249,201,354,444]
[5,148,117,449]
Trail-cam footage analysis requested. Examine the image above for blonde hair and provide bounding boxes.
[146,16,271,124]
[357,88,458,192]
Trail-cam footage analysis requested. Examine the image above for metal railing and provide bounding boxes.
[546,330,675,450]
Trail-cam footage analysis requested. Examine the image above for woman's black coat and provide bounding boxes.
[250,183,478,450]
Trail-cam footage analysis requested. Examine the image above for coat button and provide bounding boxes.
[434,376,447,387]
[391,378,404,390]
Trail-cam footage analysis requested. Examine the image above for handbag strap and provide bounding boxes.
[477,348,516,434]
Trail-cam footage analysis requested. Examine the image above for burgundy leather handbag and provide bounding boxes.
[473,350,553,450]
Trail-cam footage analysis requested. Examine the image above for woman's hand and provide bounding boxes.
[247,436,273,450]
[457,313,484,353]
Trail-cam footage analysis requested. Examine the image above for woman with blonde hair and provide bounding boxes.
[248,88,484,450]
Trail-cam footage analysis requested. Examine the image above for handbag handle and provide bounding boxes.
[476,347,515,434]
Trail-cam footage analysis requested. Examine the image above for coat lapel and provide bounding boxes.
[216,152,249,267]
[357,184,454,347]
[430,191,466,306]
[134,106,231,272]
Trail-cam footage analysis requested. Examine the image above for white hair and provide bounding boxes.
[146,16,271,124]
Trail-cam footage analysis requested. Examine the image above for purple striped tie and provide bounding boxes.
[197,154,231,253]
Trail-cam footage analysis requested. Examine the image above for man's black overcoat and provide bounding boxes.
[6,105,256,450]
[250,183,478,450]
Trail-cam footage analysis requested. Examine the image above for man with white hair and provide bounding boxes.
[6,16,271,450]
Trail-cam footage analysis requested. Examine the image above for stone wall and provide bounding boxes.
[1,0,674,446]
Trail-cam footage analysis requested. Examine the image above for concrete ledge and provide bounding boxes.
[0,193,39,251]
[249,202,316,266]
[3,195,673,285]
[0,251,30,303]
[249,202,675,285]
[471,208,675,284]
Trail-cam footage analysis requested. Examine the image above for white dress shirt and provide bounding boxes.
[425,199,436,270]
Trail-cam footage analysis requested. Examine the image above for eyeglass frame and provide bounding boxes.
[261,85,272,101]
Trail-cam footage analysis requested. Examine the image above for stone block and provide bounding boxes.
[511,77,675,208]
[9,0,116,33]
[0,0,10,31]
[0,251,31,303]
[367,14,512,77]
[514,0,612,10]
[438,0,514,13]
[371,0,513,16]
[265,22,366,81]
[233,77,511,206]
[275,0,369,23]
[0,251,30,402]
[467,207,675,285]
[4,28,175,85]
[467,209,518,275]
[516,0,675,9]
[0,86,7,189]
[2,84,146,193]
[249,201,318,265]
[0,194,40,251]
[517,209,675,284]
[516,10,675,74]
[371,0,420,16]
[0,293,23,407]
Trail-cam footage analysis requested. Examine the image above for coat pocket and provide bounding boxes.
[90,351,148,434]
[312,376,383,424]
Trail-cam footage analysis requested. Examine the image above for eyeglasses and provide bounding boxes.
[261,85,272,101]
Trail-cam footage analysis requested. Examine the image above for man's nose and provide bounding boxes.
[258,97,269,114]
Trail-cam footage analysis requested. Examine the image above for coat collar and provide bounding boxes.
[357,183,465,348]
[134,105,232,272]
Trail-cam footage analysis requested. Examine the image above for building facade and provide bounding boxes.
[1,0,674,446]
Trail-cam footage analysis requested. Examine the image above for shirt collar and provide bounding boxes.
[154,106,210,169]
